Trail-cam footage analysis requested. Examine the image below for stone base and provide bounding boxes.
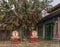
[29,38,39,43]
[11,40,20,44]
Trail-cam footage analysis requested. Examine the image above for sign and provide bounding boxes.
[11,30,20,44]
[12,30,19,36]
[30,30,38,38]
[32,30,38,37]
[29,30,39,43]
[11,30,19,40]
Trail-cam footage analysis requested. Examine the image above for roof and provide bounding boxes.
[48,3,60,13]
[38,4,60,24]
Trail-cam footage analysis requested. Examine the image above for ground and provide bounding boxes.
[0,40,60,47]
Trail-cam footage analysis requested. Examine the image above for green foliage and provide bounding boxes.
[0,0,52,30]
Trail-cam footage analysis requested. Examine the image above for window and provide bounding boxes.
[56,21,58,35]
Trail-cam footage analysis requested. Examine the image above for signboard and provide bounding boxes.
[11,30,20,44]
[30,30,38,38]
[29,30,39,43]
[12,30,19,36]
[11,30,20,40]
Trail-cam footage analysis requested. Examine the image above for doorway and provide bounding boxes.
[45,23,53,40]
[38,25,43,39]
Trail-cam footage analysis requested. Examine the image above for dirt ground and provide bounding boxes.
[0,40,60,47]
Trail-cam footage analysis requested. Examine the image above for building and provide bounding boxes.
[38,4,60,40]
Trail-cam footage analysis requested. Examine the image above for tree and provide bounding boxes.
[0,0,53,35]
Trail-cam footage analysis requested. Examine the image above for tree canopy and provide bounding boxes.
[0,0,53,31]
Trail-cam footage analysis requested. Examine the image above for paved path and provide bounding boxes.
[0,40,60,47]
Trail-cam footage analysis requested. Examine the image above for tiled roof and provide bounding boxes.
[38,4,60,24]
[48,3,60,13]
